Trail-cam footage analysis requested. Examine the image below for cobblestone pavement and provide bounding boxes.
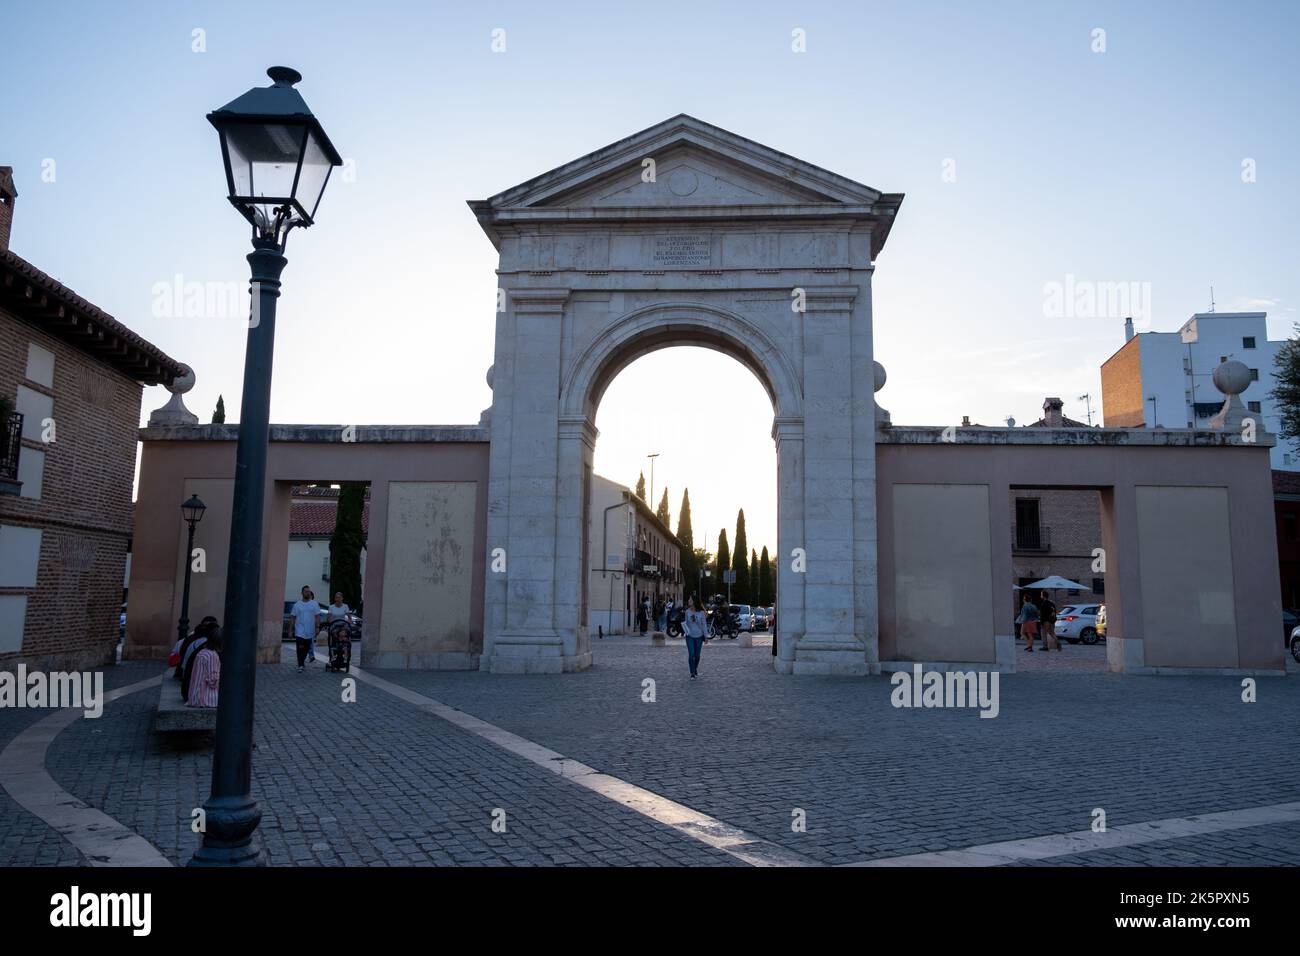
[0,661,146,867]
[40,654,737,867]
[378,635,1300,865]
[3,636,1297,866]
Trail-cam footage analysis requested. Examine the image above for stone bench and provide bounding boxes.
[155,676,217,732]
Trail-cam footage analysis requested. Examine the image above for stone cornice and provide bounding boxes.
[876,425,1275,448]
[138,424,489,443]
[506,288,571,314]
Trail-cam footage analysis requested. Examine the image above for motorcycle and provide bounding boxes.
[708,606,738,639]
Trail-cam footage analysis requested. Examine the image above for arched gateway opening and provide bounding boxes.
[472,114,903,675]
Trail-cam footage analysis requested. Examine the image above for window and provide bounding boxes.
[1249,368,1259,381]
[1248,401,1261,413]
[1014,499,1044,550]
[1092,577,1105,595]
[1243,336,1256,349]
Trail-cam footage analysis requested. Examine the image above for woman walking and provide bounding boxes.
[682,595,708,679]
[1017,593,1041,652]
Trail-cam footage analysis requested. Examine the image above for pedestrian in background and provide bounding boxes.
[1017,593,1040,652]
[1036,590,1060,651]
[290,586,323,672]
[682,595,708,679]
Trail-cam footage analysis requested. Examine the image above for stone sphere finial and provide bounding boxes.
[1212,360,1250,397]
[148,363,199,426]
[169,364,196,395]
[1208,359,1254,431]
[873,360,890,426]
[486,364,495,390]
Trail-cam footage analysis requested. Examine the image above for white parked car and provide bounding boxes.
[730,604,753,632]
[1054,604,1102,644]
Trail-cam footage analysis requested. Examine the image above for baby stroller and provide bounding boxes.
[325,616,352,673]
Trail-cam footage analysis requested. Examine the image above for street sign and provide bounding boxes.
[644,565,657,573]
[723,570,736,584]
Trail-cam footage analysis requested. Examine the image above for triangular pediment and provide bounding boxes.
[479,114,888,210]
[469,114,904,258]
[533,143,836,208]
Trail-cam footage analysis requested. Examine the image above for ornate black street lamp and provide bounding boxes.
[176,494,207,647]
[190,67,341,867]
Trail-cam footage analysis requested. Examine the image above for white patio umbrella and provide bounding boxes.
[1019,575,1089,591]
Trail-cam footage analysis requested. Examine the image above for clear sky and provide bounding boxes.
[3,0,1297,552]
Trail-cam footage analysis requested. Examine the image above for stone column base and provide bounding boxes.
[783,636,875,676]
[480,633,592,673]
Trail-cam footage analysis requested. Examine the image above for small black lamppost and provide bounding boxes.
[190,67,341,868]
[176,494,207,646]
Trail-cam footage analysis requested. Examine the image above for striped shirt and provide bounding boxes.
[187,649,220,708]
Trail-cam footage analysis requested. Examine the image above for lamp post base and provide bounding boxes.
[188,795,267,867]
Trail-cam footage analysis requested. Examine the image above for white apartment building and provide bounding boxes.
[587,474,682,636]
[1100,311,1293,470]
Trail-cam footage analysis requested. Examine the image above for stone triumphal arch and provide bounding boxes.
[472,114,903,675]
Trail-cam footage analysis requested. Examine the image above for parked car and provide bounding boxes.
[281,601,296,641]
[752,607,768,631]
[1095,604,1106,640]
[1054,604,1102,644]
[1283,608,1299,642]
[1288,621,1300,664]
[730,604,753,632]
[767,606,775,632]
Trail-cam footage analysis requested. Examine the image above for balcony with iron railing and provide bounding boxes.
[625,548,679,583]
[1013,522,1051,552]
[0,412,22,496]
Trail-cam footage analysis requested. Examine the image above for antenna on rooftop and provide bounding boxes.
[1209,285,1215,313]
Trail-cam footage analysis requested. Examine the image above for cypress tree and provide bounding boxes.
[750,549,758,599]
[732,509,750,604]
[715,529,730,602]
[212,394,226,424]
[329,483,367,609]
[656,488,671,527]
[759,546,773,605]
[635,471,646,501]
[676,489,695,600]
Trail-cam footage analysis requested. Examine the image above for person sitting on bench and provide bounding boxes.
[184,628,222,708]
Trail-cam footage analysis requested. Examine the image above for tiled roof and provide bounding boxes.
[289,498,370,538]
[0,249,185,385]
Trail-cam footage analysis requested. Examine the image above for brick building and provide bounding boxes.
[1010,398,1105,610]
[1274,470,1300,610]
[0,165,184,669]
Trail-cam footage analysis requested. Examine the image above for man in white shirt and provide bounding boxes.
[290,586,323,672]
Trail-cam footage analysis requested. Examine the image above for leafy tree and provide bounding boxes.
[691,546,711,601]
[715,529,730,602]
[656,488,671,527]
[212,394,226,424]
[759,546,773,606]
[635,471,646,501]
[732,509,750,604]
[329,483,367,609]
[1271,326,1300,448]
